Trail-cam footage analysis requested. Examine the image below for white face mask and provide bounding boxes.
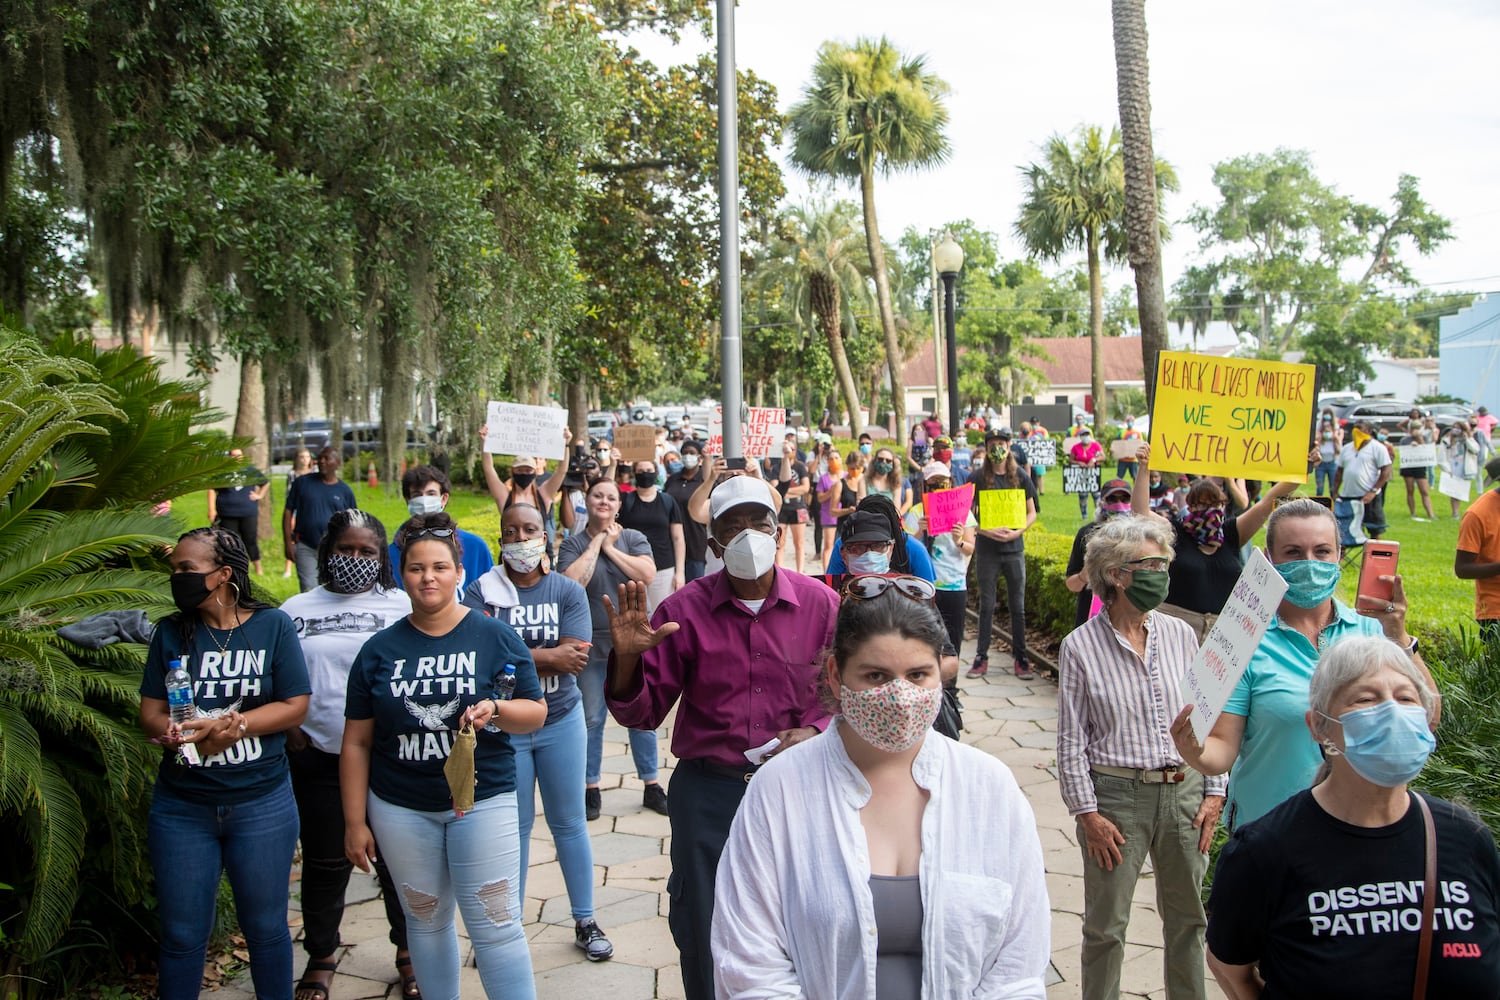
[407,494,443,516]
[721,528,777,580]
[682,453,700,470]
[501,537,547,574]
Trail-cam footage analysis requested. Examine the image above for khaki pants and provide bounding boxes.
[1079,769,1210,1000]
[1158,603,1218,645]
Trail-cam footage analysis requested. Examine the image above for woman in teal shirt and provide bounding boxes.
[1170,498,1437,830]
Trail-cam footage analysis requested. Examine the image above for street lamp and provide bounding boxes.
[933,232,965,439]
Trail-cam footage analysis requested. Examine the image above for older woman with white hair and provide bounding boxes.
[1057,515,1227,1000]
[1206,636,1500,999]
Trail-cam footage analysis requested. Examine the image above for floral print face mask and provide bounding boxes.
[839,677,942,753]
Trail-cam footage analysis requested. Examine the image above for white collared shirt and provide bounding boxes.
[712,720,1050,1000]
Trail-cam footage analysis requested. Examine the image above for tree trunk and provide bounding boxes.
[868,369,882,436]
[1111,0,1170,411]
[234,355,273,564]
[809,272,864,437]
[566,380,588,448]
[860,167,906,446]
[1087,226,1107,437]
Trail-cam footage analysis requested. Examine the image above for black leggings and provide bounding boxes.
[934,588,967,656]
[216,514,260,561]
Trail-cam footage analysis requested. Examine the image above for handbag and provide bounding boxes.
[933,682,964,741]
[1412,793,1437,1000]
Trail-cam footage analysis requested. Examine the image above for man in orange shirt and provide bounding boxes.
[1456,455,1500,640]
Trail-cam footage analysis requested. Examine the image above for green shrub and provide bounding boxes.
[1022,528,1077,643]
[1415,627,1500,837]
[0,325,243,996]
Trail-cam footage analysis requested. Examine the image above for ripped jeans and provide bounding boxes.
[367,791,534,1000]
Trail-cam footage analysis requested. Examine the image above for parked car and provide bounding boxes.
[270,419,334,462]
[1425,403,1475,423]
[586,410,618,442]
[341,422,426,460]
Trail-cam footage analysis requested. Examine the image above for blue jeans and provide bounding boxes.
[579,641,659,786]
[1315,460,1336,495]
[684,559,707,582]
[1115,460,1139,481]
[368,791,534,1000]
[148,776,299,1000]
[512,702,594,920]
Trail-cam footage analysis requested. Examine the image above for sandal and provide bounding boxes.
[396,954,422,999]
[293,958,339,1000]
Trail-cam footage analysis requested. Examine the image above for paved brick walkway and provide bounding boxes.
[213,636,1218,999]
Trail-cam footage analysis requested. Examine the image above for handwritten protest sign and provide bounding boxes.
[484,402,567,460]
[1184,548,1288,741]
[1063,465,1101,495]
[1150,351,1316,482]
[614,424,657,463]
[978,488,1027,530]
[1111,438,1143,460]
[925,484,975,535]
[1437,469,1471,502]
[705,407,785,458]
[1017,438,1056,467]
[1397,444,1437,469]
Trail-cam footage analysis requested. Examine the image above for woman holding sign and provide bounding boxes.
[1401,411,1436,520]
[1130,441,1299,643]
[1169,498,1437,832]
[479,423,572,552]
[905,461,977,653]
[966,428,1038,681]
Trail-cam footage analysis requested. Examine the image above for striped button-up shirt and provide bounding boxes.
[1056,609,1228,815]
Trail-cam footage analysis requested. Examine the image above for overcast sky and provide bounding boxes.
[631,0,1500,301]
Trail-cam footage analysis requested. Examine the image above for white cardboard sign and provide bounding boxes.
[706,406,785,459]
[1397,444,1437,469]
[1184,548,1289,742]
[1437,468,1472,502]
[483,401,567,460]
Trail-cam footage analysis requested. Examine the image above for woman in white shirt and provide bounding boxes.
[712,575,1050,999]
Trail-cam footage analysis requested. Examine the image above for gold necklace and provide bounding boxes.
[203,609,242,656]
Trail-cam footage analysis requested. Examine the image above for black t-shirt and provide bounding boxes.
[1207,789,1500,999]
[972,468,1039,555]
[618,489,684,569]
[1164,515,1243,614]
[764,459,810,511]
[663,469,708,563]
[1066,521,1103,627]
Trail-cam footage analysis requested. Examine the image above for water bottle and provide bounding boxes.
[164,657,201,765]
[496,663,517,702]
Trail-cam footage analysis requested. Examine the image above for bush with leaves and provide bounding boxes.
[0,324,241,997]
[1415,628,1500,837]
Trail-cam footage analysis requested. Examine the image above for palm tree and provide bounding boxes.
[788,37,950,444]
[752,201,872,436]
[1015,126,1176,435]
[1112,0,1172,409]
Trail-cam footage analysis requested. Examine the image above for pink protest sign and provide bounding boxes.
[923,484,974,536]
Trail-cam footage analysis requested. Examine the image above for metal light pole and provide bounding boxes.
[933,232,965,440]
[715,0,743,459]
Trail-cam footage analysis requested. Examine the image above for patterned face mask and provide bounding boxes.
[1180,506,1226,546]
[839,677,942,753]
[327,552,381,593]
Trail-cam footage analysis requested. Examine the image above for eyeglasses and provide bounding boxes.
[1121,557,1170,573]
[407,527,455,539]
[842,574,936,603]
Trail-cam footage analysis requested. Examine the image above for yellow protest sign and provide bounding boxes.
[1150,351,1315,482]
[978,489,1027,530]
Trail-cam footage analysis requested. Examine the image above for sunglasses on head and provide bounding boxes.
[407,527,455,539]
[841,574,936,603]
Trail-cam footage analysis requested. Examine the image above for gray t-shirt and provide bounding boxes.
[463,570,590,722]
[557,527,653,641]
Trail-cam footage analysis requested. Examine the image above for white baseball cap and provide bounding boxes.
[708,476,777,521]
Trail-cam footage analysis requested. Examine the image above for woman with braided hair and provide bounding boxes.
[138,527,311,1000]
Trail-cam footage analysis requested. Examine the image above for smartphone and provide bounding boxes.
[1356,540,1400,612]
[725,456,747,471]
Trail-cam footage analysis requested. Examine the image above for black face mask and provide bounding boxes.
[511,472,536,489]
[171,571,217,615]
[634,471,658,490]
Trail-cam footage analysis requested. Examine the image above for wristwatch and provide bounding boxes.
[1403,635,1420,655]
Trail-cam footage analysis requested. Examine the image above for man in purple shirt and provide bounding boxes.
[605,475,838,1000]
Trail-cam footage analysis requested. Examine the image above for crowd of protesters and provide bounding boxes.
[127,402,1500,1000]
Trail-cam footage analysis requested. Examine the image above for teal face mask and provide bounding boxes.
[1275,558,1341,608]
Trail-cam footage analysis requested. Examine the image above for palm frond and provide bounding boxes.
[12,755,88,958]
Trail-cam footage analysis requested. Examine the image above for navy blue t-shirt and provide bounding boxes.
[462,570,590,723]
[345,609,543,812]
[140,608,311,805]
[285,473,358,548]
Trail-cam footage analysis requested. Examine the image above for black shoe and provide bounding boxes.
[642,783,669,816]
[585,787,601,821]
[574,920,614,962]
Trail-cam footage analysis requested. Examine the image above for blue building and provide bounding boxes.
[1439,295,1500,407]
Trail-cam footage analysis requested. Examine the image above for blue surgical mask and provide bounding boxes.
[666,460,684,476]
[1320,701,1435,787]
[846,549,891,575]
[859,443,872,455]
[1275,558,1340,608]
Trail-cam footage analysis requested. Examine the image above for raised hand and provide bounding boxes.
[602,581,680,660]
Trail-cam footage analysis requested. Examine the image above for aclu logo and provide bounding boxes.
[1442,942,1482,959]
